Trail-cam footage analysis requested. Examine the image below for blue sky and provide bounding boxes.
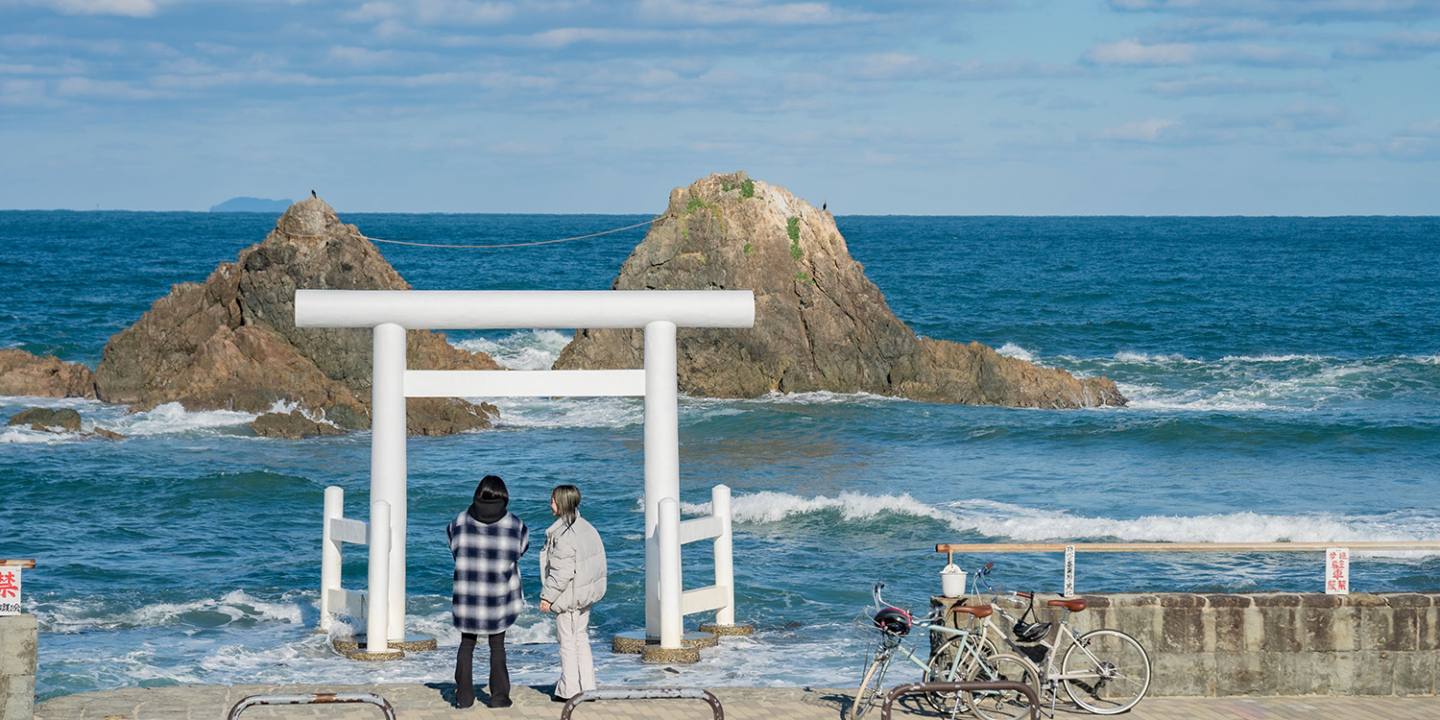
[2,0,1438,214]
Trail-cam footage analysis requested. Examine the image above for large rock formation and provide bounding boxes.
[94,198,501,435]
[0,349,97,399]
[554,173,1125,408]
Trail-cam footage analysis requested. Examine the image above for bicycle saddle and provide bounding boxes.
[1048,598,1087,612]
[950,605,992,618]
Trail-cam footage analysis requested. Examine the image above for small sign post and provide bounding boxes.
[1063,545,1076,598]
[0,566,22,616]
[1325,548,1349,595]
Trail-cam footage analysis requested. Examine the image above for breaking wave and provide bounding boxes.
[684,491,1440,553]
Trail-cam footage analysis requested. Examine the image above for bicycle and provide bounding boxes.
[963,564,1152,716]
[852,580,1039,720]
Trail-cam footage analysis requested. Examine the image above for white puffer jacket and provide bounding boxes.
[540,514,607,613]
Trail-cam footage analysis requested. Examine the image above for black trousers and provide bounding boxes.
[456,632,509,708]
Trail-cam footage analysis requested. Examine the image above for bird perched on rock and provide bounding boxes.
[311,190,317,198]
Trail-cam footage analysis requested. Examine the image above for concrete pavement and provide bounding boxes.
[32,684,1440,720]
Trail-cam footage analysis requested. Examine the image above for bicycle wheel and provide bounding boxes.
[964,652,1041,720]
[923,634,998,713]
[851,650,891,720]
[1061,629,1151,714]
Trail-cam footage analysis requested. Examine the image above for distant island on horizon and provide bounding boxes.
[210,197,293,213]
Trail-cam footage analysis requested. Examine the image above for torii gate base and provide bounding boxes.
[299,290,757,663]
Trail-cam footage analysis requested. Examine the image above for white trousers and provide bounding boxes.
[554,605,596,699]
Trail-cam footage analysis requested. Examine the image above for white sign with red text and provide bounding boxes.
[0,568,20,615]
[1325,548,1349,595]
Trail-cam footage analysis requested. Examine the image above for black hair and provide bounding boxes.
[475,474,509,503]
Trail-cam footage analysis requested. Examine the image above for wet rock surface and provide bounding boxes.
[92,198,502,435]
[6,407,82,432]
[0,349,97,399]
[554,172,1125,408]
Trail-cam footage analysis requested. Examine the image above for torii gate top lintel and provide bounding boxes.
[295,289,755,330]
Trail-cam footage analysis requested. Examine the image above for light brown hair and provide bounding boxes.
[552,484,581,526]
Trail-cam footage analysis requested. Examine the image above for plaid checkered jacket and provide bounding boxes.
[446,510,531,634]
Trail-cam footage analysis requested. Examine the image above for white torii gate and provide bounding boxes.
[297,289,755,659]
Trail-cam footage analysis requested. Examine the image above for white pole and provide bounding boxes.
[658,497,682,649]
[372,322,408,642]
[712,484,735,626]
[320,486,343,632]
[643,320,680,639]
[367,500,391,654]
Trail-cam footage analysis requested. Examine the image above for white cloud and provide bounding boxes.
[1404,118,1440,136]
[637,0,870,26]
[1148,75,1330,96]
[55,76,169,99]
[1272,102,1354,130]
[344,0,515,27]
[1083,38,1198,66]
[1094,118,1179,141]
[0,78,53,106]
[6,0,162,17]
[1334,31,1440,60]
[1084,38,1320,67]
[1227,43,1318,66]
[327,46,406,68]
[1109,0,1440,23]
[519,27,673,49]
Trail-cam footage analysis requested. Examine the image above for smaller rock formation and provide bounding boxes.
[5,407,127,439]
[94,197,503,436]
[252,410,345,439]
[7,407,82,432]
[0,350,97,399]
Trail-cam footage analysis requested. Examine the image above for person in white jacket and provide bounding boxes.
[539,484,608,701]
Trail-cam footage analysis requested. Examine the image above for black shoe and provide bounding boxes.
[488,697,513,708]
[551,695,569,703]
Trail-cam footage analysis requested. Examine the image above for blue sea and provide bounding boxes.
[2,212,1438,700]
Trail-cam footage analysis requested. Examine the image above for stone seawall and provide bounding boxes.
[936,593,1438,697]
[1,614,38,720]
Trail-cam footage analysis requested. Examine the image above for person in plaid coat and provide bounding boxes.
[447,475,530,709]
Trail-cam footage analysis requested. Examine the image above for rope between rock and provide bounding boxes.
[279,217,663,249]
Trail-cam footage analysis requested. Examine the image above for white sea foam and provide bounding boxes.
[0,427,77,444]
[104,402,256,436]
[1116,384,1280,413]
[682,490,949,525]
[36,590,305,633]
[485,396,643,429]
[689,491,1440,553]
[453,329,572,371]
[1111,351,1201,365]
[996,343,1036,363]
[1218,354,1331,363]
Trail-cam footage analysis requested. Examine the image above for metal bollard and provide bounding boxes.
[880,681,1040,720]
[560,688,724,720]
[225,692,397,720]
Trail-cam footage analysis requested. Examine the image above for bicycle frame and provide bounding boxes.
[859,583,1009,715]
[964,567,1150,717]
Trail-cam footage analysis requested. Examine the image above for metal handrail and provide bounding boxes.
[937,541,1440,554]
[881,681,1040,720]
[225,693,396,720]
[560,688,724,720]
